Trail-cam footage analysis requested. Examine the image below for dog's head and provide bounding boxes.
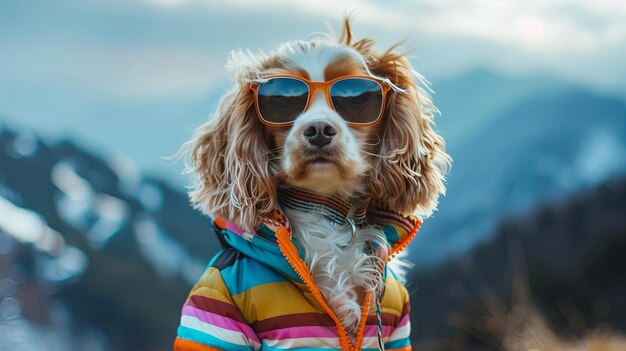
[184,18,450,232]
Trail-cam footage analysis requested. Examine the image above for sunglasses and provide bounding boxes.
[251,75,391,126]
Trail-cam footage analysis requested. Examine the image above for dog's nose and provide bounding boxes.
[302,121,337,147]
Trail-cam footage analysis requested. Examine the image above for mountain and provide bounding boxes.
[0,81,229,184]
[4,69,624,271]
[410,87,626,267]
[408,175,626,350]
[433,69,573,148]
[2,69,626,350]
[0,124,220,351]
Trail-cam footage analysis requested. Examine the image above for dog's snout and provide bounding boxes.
[302,121,337,147]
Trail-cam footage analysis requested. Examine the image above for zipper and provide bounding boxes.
[354,290,373,350]
[275,227,354,350]
[275,218,422,350]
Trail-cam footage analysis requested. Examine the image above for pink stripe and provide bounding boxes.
[224,220,245,236]
[257,325,338,340]
[182,305,259,341]
[364,325,394,338]
[364,313,410,338]
[397,312,410,328]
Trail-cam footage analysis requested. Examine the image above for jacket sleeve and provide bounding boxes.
[174,256,261,351]
[383,277,412,351]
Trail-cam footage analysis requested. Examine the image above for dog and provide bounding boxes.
[175,18,450,351]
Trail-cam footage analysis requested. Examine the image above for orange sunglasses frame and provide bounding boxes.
[250,74,392,127]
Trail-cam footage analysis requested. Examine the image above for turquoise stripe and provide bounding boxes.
[220,256,287,295]
[385,337,411,349]
[383,225,399,242]
[387,266,399,280]
[177,325,253,351]
[223,230,302,282]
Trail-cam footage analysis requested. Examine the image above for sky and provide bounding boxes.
[1,0,625,181]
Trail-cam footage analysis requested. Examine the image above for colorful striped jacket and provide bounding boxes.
[174,206,421,351]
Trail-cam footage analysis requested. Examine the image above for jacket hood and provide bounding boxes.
[214,192,423,283]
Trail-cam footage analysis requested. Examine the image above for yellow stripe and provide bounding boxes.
[389,218,421,258]
[275,227,354,350]
[380,277,408,317]
[232,281,323,322]
[390,223,408,240]
[189,267,234,305]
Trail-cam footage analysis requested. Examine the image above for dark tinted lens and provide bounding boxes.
[257,78,309,124]
[330,78,383,124]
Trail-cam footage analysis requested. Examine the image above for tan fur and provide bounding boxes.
[184,16,450,236]
[337,19,451,217]
[183,88,276,232]
[182,17,451,343]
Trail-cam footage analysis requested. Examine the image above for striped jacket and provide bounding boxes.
[174,207,421,351]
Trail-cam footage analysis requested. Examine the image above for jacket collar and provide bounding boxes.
[277,188,369,227]
[214,195,422,282]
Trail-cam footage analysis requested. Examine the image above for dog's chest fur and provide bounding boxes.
[283,207,389,337]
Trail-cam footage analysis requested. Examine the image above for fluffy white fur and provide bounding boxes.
[183,18,450,344]
[284,207,389,338]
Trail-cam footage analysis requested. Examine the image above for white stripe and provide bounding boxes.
[358,322,412,348]
[180,315,261,349]
[387,320,411,342]
[361,336,384,349]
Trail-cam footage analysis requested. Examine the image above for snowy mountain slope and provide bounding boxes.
[411,89,626,267]
[0,124,220,351]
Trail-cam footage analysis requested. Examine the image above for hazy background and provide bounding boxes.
[1,1,625,350]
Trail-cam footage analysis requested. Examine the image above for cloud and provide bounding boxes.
[1,0,624,184]
[2,0,625,102]
[136,0,626,89]
[140,0,626,52]
[1,43,227,100]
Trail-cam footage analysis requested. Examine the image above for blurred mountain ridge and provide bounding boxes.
[412,76,626,267]
[433,68,575,147]
[0,124,220,351]
[1,68,626,350]
[2,68,623,185]
[408,174,626,350]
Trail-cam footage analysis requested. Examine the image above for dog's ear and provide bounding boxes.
[368,54,451,218]
[185,87,276,232]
